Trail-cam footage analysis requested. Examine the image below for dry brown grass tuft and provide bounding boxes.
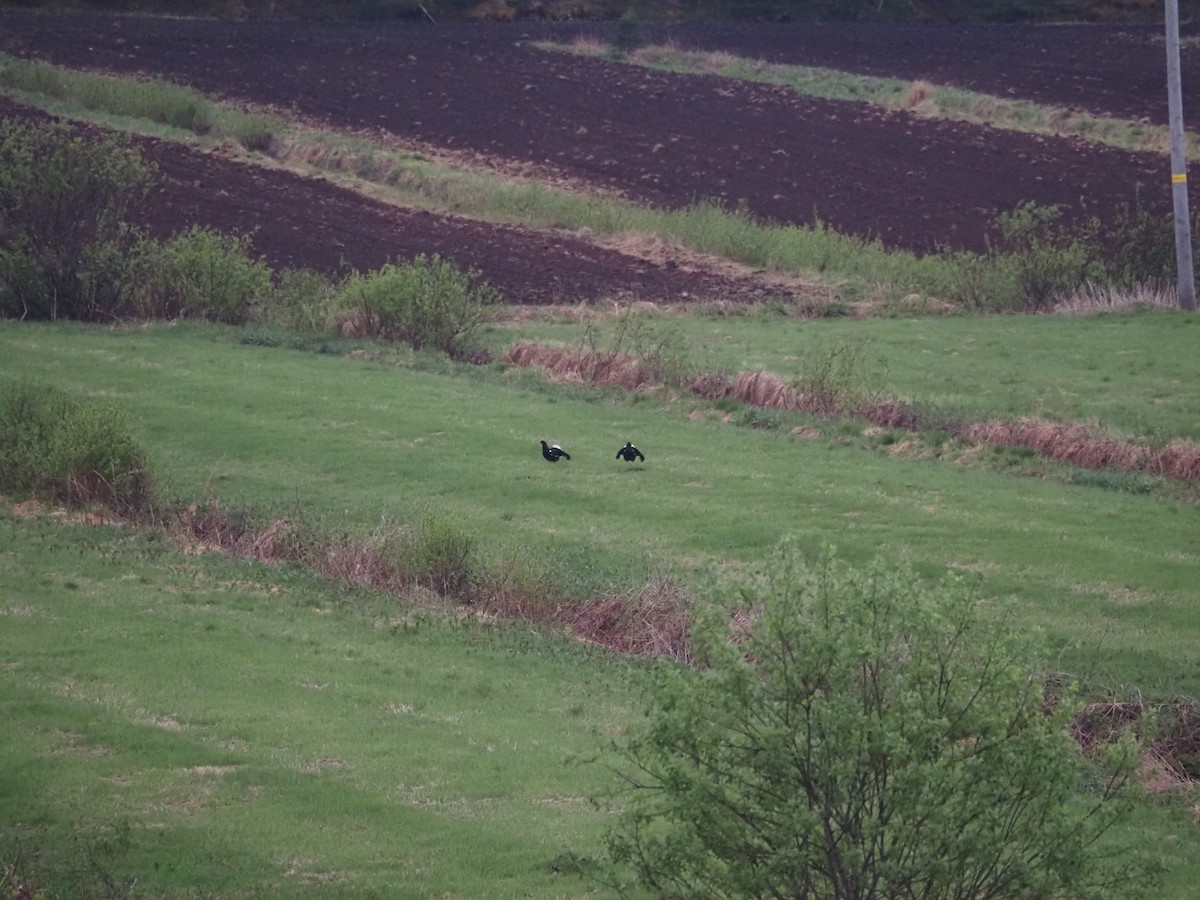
[1149,443,1200,481]
[858,400,919,429]
[958,418,1200,480]
[501,341,658,390]
[1053,282,1177,313]
[901,79,938,113]
[567,575,693,663]
[728,370,796,410]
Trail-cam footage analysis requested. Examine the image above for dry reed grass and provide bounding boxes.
[901,79,937,112]
[1053,282,1177,313]
[960,419,1200,481]
[502,341,658,390]
[170,499,696,659]
[567,576,693,663]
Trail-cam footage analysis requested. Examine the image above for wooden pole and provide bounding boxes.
[1166,0,1196,310]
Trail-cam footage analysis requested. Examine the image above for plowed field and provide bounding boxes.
[1,10,1195,302]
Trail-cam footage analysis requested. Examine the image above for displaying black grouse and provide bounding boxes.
[616,442,645,462]
[540,440,571,462]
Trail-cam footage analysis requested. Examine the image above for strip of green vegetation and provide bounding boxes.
[0,51,958,306]
[540,39,1193,159]
[3,320,1199,699]
[495,307,1200,444]
[0,505,638,898]
[0,51,282,149]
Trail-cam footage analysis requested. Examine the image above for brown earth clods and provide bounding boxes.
[0,10,1194,270]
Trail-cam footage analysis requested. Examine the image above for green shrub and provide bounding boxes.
[0,379,153,514]
[253,266,340,333]
[408,510,477,598]
[603,543,1148,899]
[336,254,501,357]
[130,226,272,323]
[995,202,1102,311]
[0,119,152,321]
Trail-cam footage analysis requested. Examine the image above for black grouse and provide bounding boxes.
[540,440,571,462]
[616,441,645,462]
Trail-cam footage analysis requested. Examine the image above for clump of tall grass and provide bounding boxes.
[0,379,153,514]
[1053,282,1177,313]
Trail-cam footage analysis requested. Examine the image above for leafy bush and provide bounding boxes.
[406,510,477,598]
[0,119,152,321]
[130,226,272,323]
[603,544,1148,899]
[253,266,340,333]
[0,379,153,514]
[994,202,1103,311]
[336,254,501,357]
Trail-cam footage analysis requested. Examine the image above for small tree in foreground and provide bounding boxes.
[603,544,1150,899]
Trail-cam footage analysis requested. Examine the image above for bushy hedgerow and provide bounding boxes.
[0,379,153,514]
[947,201,1186,313]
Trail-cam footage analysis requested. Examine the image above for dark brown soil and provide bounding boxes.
[628,21,1199,127]
[0,94,789,304]
[0,10,1191,258]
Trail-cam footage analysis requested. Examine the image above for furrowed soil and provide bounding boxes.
[1,9,1194,275]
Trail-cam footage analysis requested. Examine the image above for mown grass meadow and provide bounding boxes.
[3,317,1200,896]
[0,507,639,898]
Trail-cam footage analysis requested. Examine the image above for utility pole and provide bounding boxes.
[1166,0,1196,310]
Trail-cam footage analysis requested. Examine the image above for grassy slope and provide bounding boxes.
[0,508,637,898]
[3,320,1199,696]
[494,309,1200,442]
[3,320,1200,895]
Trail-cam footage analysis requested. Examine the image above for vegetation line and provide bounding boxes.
[538,37,1194,159]
[502,339,1200,491]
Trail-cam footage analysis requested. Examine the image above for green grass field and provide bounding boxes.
[3,311,1200,895]
[3,316,1200,896]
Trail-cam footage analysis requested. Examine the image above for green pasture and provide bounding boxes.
[0,508,638,898]
[3,318,1200,895]
[493,308,1200,443]
[2,319,1199,694]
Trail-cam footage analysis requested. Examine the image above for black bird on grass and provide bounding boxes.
[540,440,571,462]
[616,441,645,462]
